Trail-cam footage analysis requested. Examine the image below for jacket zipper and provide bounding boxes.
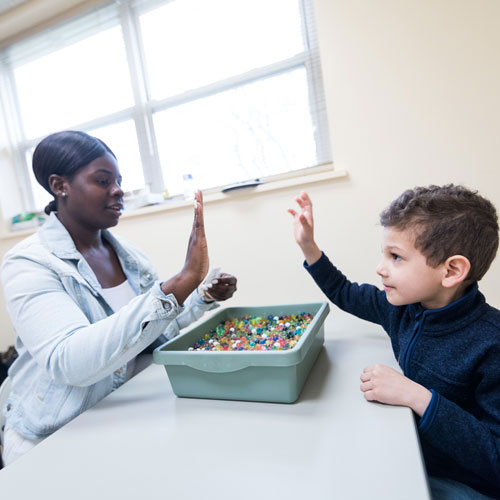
[399,312,425,374]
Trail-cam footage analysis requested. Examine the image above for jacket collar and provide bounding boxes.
[38,212,119,260]
[38,212,80,259]
[37,212,140,293]
[408,283,486,333]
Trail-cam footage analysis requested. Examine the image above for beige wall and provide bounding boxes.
[1,0,499,350]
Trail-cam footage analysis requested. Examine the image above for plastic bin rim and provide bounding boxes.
[153,302,330,371]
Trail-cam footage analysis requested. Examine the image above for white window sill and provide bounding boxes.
[121,163,346,220]
[0,164,347,240]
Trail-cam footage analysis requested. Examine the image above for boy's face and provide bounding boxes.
[376,227,448,309]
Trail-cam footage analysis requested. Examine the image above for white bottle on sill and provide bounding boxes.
[182,173,195,200]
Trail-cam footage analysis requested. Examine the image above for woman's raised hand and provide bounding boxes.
[183,190,209,284]
[288,191,322,265]
[161,190,209,305]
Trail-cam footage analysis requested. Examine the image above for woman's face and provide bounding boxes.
[63,153,124,230]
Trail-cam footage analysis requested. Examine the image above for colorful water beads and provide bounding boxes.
[188,313,313,352]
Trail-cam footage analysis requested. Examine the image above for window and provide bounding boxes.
[0,0,331,216]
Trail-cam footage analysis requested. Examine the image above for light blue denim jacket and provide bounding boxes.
[1,213,217,439]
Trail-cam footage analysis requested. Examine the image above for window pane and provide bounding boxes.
[26,149,52,213]
[154,67,316,196]
[27,120,144,212]
[13,26,134,139]
[140,0,304,99]
[88,120,145,193]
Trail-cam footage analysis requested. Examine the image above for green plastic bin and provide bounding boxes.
[153,302,330,403]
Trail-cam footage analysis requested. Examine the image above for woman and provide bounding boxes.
[0,130,237,465]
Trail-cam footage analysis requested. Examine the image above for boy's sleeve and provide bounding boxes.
[305,252,390,327]
[417,357,500,496]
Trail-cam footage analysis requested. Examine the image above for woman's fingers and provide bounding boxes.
[217,274,237,284]
[193,190,205,230]
[206,275,237,301]
[208,276,237,290]
[184,189,209,283]
[187,190,204,246]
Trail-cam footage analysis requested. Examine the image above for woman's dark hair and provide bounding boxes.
[32,130,116,214]
[380,184,499,282]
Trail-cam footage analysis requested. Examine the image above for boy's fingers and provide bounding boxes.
[363,390,376,401]
[360,381,373,392]
[288,208,298,217]
[299,214,310,226]
[294,191,313,211]
[299,191,313,207]
[296,197,307,209]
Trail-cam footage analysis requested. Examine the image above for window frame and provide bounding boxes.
[1,0,332,214]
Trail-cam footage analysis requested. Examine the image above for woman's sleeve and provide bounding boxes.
[161,290,219,341]
[1,252,181,387]
[305,252,391,327]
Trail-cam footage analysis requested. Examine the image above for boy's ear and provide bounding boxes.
[442,255,471,288]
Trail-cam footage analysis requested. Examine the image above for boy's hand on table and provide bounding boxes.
[360,364,432,417]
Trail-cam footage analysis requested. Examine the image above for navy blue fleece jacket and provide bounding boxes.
[306,252,500,499]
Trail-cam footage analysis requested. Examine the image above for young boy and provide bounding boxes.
[289,185,500,500]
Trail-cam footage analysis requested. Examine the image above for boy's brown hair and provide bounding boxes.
[380,184,499,282]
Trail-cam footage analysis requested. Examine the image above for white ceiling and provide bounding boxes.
[0,0,29,15]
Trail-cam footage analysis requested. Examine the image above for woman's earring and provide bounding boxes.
[61,192,67,198]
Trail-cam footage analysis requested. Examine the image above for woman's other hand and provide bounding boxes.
[288,191,322,265]
[203,273,237,302]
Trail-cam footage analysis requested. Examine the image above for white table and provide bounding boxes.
[0,317,430,500]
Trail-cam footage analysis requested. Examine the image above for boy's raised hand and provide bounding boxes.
[360,364,432,417]
[288,191,322,265]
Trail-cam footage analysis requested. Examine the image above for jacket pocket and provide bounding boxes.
[139,271,155,293]
[59,274,108,322]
